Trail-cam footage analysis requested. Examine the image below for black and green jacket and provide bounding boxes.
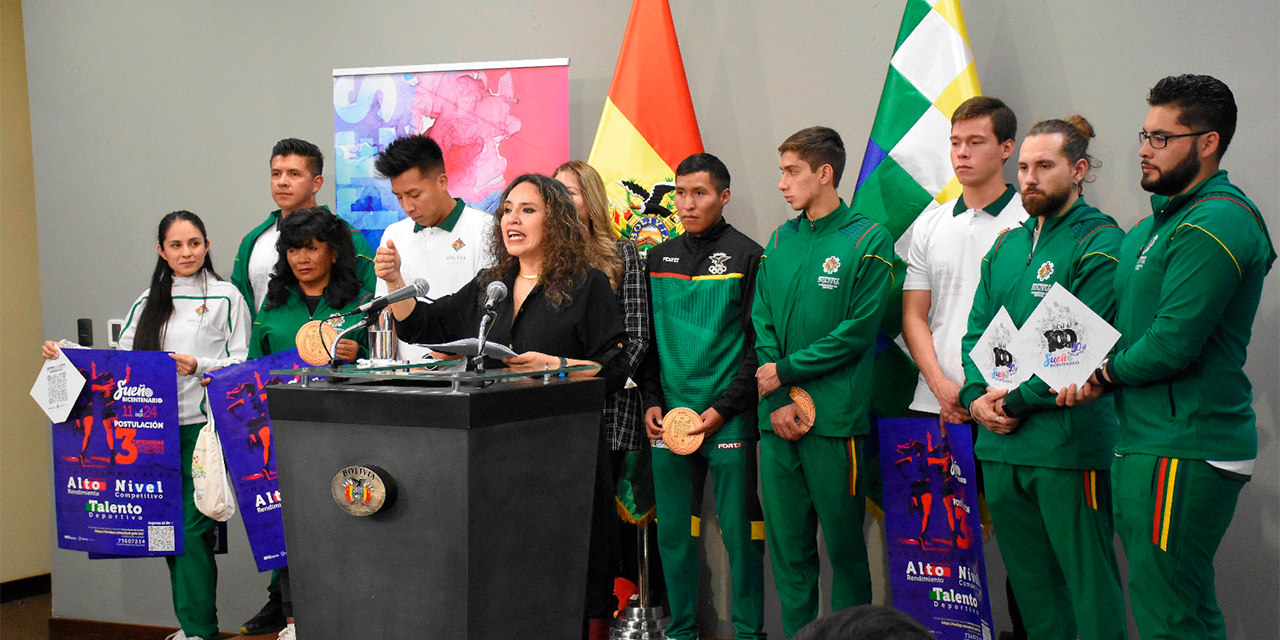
[1104,171,1275,461]
[752,201,895,438]
[639,219,764,444]
[959,198,1124,470]
[231,206,377,318]
[247,286,374,359]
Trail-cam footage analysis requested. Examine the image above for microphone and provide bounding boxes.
[483,281,508,311]
[356,278,429,316]
[474,281,507,372]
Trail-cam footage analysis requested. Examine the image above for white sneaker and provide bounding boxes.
[164,631,203,640]
[277,622,296,639]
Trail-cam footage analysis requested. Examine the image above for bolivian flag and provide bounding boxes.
[588,0,703,261]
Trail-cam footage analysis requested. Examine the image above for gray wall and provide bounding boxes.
[23,1,1279,637]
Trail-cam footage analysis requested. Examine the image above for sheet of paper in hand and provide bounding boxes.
[967,306,1030,390]
[425,338,518,360]
[31,350,88,423]
[1007,283,1120,391]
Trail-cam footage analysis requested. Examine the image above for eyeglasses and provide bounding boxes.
[1139,130,1210,149]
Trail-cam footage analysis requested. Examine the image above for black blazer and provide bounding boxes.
[397,268,628,393]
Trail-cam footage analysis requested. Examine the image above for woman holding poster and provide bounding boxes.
[44,210,251,640]
[243,205,372,640]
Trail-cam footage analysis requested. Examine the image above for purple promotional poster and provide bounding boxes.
[205,350,308,572]
[879,417,993,640]
[53,349,183,556]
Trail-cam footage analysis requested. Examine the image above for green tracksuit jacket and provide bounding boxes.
[247,286,374,359]
[231,206,377,318]
[1103,171,1275,461]
[640,218,764,444]
[753,200,895,437]
[959,198,1124,470]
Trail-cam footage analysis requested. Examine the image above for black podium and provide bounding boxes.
[267,372,605,639]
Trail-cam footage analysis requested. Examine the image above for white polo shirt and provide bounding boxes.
[376,198,495,361]
[247,222,280,313]
[900,186,1028,414]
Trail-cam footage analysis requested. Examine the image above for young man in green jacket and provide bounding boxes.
[231,138,376,318]
[1061,74,1275,639]
[641,153,766,640]
[960,117,1127,640]
[753,127,895,637]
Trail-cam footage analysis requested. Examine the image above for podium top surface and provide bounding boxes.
[265,373,606,430]
[269,362,597,384]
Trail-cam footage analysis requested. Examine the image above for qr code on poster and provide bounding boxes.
[148,525,175,552]
[48,372,67,404]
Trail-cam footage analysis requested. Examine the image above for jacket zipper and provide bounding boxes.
[1167,382,1177,418]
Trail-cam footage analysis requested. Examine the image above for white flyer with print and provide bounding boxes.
[30,350,87,423]
[967,306,1031,390]
[1007,283,1120,391]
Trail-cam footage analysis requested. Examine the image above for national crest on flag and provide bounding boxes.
[588,0,704,262]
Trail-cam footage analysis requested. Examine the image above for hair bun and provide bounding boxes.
[1065,114,1095,139]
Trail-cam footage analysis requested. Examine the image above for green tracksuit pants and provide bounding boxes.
[982,461,1126,640]
[167,422,219,639]
[759,432,870,638]
[1113,454,1245,640]
[652,440,766,640]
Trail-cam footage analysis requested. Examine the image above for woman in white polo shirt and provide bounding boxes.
[44,211,251,640]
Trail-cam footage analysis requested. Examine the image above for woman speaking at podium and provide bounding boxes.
[43,211,251,640]
[378,173,628,384]
[376,173,628,638]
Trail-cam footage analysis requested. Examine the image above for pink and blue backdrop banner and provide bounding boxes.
[333,58,570,248]
[53,349,183,556]
[879,417,993,640]
[205,349,309,572]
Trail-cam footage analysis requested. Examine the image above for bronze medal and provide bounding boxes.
[296,320,339,366]
[661,407,704,455]
[789,387,816,434]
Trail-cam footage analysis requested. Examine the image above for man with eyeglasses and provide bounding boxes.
[1058,74,1275,639]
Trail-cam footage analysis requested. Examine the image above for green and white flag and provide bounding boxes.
[850,0,982,419]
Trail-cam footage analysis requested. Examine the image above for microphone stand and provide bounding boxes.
[473,308,497,373]
[329,315,371,371]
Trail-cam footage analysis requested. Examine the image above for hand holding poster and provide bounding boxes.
[204,349,310,572]
[967,306,1030,390]
[1007,283,1120,391]
[51,350,183,556]
[879,417,993,640]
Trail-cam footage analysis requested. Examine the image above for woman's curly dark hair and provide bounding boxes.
[263,207,362,310]
[480,174,592,307]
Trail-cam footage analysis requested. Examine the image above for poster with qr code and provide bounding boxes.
[205,350,310,572]
[52,349,184,556]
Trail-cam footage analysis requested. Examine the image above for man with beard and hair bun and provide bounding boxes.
[1059,74,1275,639]
[959,116,1127,640]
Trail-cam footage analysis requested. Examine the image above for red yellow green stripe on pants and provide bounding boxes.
[1113,454,1247,640]
[981,461,1126,640]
